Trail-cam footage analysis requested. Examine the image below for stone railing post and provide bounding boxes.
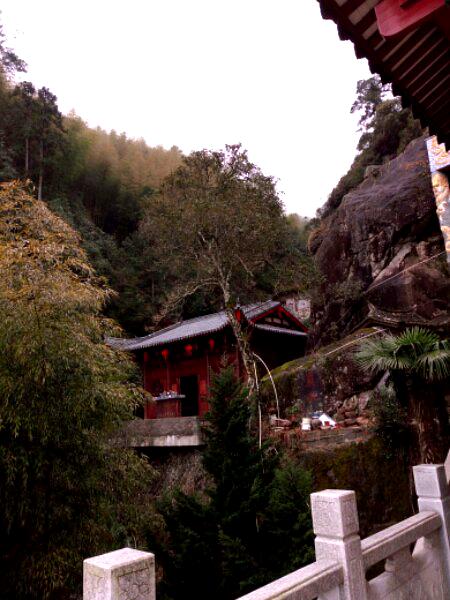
[83,547,155,600]
[311,489,368,600]
[414,464,450,588]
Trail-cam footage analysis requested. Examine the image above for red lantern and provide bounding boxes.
[185,344,193,356]
[208,338,215,351]
[161,348,169,360]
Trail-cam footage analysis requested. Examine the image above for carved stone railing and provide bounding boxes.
[83,548,155,600]
[83,464,450,600]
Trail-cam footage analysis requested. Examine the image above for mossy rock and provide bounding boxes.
[261,328,382,417]
[294,437,411,538]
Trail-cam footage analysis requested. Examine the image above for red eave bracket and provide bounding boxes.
[375,0,446,37]
[250,305,308,333]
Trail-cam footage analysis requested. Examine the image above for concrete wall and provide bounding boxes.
[113,417,203,448]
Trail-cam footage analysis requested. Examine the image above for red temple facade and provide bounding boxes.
[108,301,308,420]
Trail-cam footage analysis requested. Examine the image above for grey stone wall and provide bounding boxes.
[112,417,203,448]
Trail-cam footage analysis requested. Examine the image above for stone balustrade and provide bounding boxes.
[236,560,343,600]
[83,464,450,600]
[83,548,155,600]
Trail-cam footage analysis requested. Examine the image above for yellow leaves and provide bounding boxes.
[0,182,109,312]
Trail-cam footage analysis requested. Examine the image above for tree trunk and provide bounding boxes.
[226,306,256,397]
[220,279,256,397]
[408,377,447,464]
[37,139,43,200]
[25,137,29,176]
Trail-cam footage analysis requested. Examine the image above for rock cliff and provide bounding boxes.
[310,137,450,346]
[261,328,382,421]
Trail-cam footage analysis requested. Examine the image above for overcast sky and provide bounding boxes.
[1,0,372,217]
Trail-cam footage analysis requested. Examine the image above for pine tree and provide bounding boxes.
[153,368,313,599]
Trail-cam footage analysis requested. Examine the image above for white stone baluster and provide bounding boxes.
[414,464,450,590]
[83,547,155,600]
[311,489,368,600]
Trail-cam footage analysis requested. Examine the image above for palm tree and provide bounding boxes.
[356,327,450,464]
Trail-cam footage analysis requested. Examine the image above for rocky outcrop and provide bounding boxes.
[310,137,450,346]
[261,328,383,420]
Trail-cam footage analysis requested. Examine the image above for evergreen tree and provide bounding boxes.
[319,75,423,218]
[153,368,313,600]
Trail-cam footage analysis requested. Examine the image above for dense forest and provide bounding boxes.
[0,21,314,337]
[1,16,447,600]
[0,22,317,598]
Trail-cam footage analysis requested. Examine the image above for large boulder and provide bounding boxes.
[310,137,450,346]
[261,328,383,419]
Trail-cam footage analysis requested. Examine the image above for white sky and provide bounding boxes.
[1,0,372,217]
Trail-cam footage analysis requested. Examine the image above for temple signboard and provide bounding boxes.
[426,136,450,266]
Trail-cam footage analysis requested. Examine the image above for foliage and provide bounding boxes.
[332,279,364,304]
[152,368,313,599]
[60,114,183,238]
[319,76,423,218]
[141,144,311,314]
[350,76,390,131]
[356,328,450,464]
[0,19,26,77]
[371,384,408,459]
[0,23,316,338]
[356,328,450,381]
[0,183,154,598]
[138,145,316,389]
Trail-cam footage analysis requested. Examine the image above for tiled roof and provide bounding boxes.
[254,323,307,337]
[107,312,229,351]
[107,300,298,351]
[317,0,450,147]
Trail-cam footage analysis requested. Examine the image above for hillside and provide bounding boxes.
[310,136,450,347]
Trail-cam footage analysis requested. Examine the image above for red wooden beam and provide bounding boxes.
[375,0,446,37]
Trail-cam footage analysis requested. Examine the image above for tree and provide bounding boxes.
[35,86,64,200]
[0,19,26,79]
[0,19,26,182]
[9,81,37,175]
[0,182,153,598]
[319,76,422,218]
[139,145,313,393]
[356,327,450,464]
[152,368,313,599]
[350,75,390,131]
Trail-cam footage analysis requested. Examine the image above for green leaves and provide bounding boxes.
[154,368,313,599]
[139,144,312,324]
[356,327,450,464]
[0,183,153,597]
[355,327,450,381]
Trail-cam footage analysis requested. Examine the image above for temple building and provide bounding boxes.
[108,300,308,420]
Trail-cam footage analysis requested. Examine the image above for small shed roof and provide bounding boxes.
[107,300,306,351]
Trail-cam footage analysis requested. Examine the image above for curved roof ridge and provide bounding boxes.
[106,299,306,351]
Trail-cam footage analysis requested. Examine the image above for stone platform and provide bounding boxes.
[113,417,203,448]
